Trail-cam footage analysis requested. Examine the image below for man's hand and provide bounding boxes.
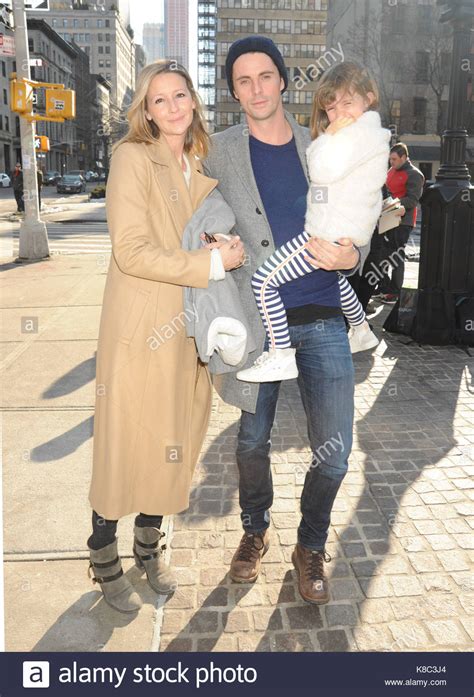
[304,237,359,271]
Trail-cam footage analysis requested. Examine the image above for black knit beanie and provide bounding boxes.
[225,35,289,100]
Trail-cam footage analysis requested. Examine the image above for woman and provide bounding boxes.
[87,60,245,613]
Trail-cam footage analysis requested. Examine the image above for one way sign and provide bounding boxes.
[25,0,50,10]
[2,1,50,11]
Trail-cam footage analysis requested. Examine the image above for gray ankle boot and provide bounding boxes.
[88,539,142,613]
[133,526,177,594]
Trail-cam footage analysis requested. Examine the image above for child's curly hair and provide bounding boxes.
[310,61,380,139]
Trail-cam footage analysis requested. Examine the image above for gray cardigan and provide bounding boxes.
[182,189,256,373]
[204,111,367,414]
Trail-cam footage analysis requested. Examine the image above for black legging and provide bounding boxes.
[88,510,163,550]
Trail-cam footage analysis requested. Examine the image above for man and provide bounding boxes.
[204,36,365,604]
[12,163,24,213]
[377,143,424,304]
[37,167,43,210]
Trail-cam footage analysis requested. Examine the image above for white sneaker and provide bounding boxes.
[348,322,379,353]
[236,348,298,382]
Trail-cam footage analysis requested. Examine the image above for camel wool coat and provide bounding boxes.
[89,138,218,519]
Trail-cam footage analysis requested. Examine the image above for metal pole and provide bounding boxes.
[12,0,49,260]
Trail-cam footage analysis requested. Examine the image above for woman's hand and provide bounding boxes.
[201,234,245,271]
[325,115,355,135]
[304,237,359,271]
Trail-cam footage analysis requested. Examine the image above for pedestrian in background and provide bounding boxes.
[36,167,43,210]
[377,142,424,303]
[12,163,24,213]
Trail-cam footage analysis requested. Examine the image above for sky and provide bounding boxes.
[130,0,198,84]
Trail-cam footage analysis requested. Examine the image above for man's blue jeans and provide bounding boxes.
[236,315,354,551]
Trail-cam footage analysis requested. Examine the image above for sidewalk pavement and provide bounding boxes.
[1,250,473,653]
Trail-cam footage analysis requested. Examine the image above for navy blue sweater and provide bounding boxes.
[249,135,341,322]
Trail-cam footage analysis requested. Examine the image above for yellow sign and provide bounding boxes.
[11,79,33,114]
[34,135,50,152]
[45,88,75,119]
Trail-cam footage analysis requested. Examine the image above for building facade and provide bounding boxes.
[0,6,14,175]
[211,0,328,132]
[326,0,473,180]
[143,22,165,63]
[165,0,189,69]
[135,43,146,79]
[197,1,217,130]
[28,0,135,138]
[27,19,79,173]
[90,73,112,174]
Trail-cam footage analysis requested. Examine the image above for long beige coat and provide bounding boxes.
[89,138,218,519]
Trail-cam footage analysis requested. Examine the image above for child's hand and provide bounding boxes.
[326,115,355,135]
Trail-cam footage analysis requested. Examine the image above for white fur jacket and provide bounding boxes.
[304,110,390,247]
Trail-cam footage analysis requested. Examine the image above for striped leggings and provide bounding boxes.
[252,230,365,349]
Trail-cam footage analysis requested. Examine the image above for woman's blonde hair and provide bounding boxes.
[310,61,379,139]
[115,59,210,158]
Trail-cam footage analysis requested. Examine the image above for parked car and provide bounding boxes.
[98,172,106,182]
[45,170,61,185]
[68,169,85,182]
[57,174,86,194]
[85,170,99,182]
[0,173,11,187]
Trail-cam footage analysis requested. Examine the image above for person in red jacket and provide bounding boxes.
[377,142,424,303]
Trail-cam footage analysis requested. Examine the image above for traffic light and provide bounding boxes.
[45,88,76,119]
[35,135,50,152]
[11,79,33,114]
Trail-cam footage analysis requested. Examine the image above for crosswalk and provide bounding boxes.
[0,221,112,257]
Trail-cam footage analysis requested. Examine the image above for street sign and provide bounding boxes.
[1,1,49,10]
[0,32,15,56]
[29,58,42,66]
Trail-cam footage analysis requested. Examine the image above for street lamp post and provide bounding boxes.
[411,0,474,344]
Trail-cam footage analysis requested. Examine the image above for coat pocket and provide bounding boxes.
[119,288,151,345]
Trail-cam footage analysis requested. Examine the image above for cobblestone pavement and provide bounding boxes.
[159,304,474,653]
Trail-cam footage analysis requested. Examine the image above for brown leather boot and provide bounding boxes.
[292,543,331,605]
[229,530,270,583]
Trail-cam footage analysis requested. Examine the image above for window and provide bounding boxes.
[417,5,432,33]
[105,59,111,68]
[5,116,9,131]
[73,19,79,28]
[52,18,57,27]
[3,88,7,105]
[413,97,427,133]
[415,52,429,83]
[391,99,401,130]
[1,61,5,77]
[105,19,110,27]
[97,19,103,28]
[98,59,104,67]
[391,4,406,34]
[0,116,3,130]
[106,33,110,41]
[105,46,110,54]
[98,46,104,54]
[28,38,34,52]
[63,18,68,27]
[98,33,103,41]
[84,19,88,28]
